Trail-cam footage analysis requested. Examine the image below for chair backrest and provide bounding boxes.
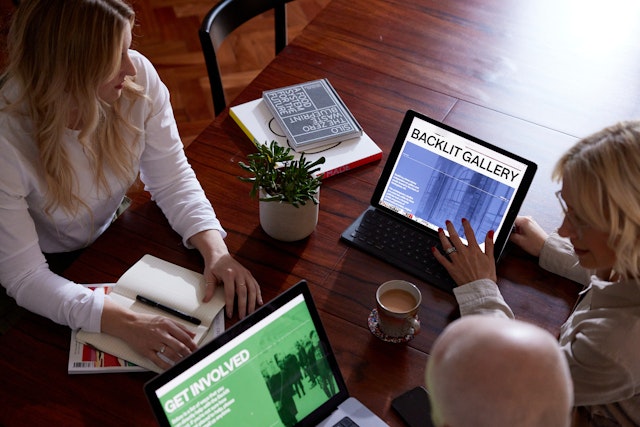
[199,0,292,116]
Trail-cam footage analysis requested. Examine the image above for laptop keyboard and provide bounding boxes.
[332,416,360,427]
[341,208,456,292]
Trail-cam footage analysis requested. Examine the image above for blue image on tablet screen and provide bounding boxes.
[380,142,514,240]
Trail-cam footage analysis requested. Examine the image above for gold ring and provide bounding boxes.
[445,247,457,255]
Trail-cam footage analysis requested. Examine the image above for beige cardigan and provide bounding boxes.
[453,232,640,427]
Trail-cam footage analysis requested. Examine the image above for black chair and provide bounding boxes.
[199,0,294,116]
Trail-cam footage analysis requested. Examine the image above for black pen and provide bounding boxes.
[136,295,202,325]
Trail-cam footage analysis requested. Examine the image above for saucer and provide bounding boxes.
[367,308,415,343]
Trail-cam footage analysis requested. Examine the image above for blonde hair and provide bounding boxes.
[1,0,144,216]
[553,121,640,278]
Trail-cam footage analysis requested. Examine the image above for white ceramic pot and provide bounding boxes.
[258,189,319,241]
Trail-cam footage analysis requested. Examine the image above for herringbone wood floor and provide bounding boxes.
[0,0,330,145]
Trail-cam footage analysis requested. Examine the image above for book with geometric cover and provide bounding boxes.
[262,79,363,151]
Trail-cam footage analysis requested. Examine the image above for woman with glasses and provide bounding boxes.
[433,121,640,426]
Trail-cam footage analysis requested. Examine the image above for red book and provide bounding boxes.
[68,329,146,374]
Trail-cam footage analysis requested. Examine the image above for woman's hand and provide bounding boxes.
[202,253,261,319]
[432,219,497,286]
[189,230,263,319]
[101,299,198,370]
[509,216,548,258]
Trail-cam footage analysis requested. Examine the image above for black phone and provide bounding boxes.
[391,386,434,427]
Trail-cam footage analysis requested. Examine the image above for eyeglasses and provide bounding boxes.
[555,190,589,237]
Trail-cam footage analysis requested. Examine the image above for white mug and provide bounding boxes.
[376,280,421,338]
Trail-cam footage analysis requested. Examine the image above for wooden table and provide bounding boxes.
[2,0,640,425]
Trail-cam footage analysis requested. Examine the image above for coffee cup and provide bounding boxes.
[376,280,421,338]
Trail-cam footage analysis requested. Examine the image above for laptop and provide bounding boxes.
[341,110,537,292]
[144,280,389,427]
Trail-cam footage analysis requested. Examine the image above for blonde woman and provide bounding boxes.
[0,0,262,370]
[433,121,640,426]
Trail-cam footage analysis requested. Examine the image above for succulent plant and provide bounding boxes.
[238,141,325,207]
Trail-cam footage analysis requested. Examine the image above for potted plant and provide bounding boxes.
[238,141,326,241]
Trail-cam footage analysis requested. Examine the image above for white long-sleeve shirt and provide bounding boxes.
[0,51,224,333]
[454,233,640,426]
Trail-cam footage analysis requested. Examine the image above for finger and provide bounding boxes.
[513,215,527,229]
[509,230,523,244]
[246,275,263,313]
[203,279,216,303]
[154,325,196,362]
[509,219,526,241]
[236,281,248,319]
[437,227,458,259]
[461,218,479,247]
[445,220,464,247]
[485,230,495,259]
[149,344,174,370]
[224,279,236,318]
[249,276,264,313]
[246,279,258,314]
[431,245,451,267]
[432,246,464,285]
[168,323,197,350]
[164,341,194,362]
[255,280,263,306]
[437,226,452,249]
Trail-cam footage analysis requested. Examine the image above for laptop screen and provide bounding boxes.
[144,281,349,427]
[371,110,536,255]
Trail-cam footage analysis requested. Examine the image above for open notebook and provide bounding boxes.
[144,281,388,427]
[341,110,537,292]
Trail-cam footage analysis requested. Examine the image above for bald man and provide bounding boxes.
[425,316,573,427]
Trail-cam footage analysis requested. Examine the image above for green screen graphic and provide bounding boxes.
[157,297,339,426]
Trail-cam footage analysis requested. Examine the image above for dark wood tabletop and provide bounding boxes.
[2,0,640,425]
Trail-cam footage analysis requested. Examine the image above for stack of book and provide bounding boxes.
[230,79,383,179]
